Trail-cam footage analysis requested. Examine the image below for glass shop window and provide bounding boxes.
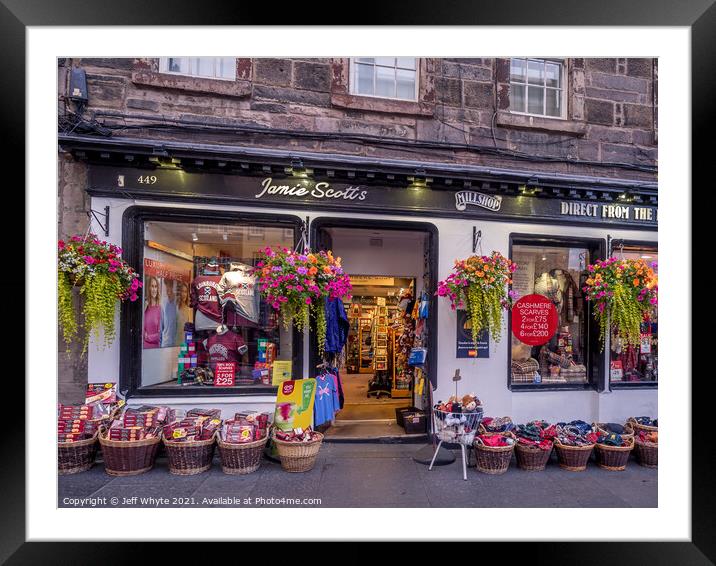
[510,243,591,386]
[140,220,296,390]
[609,246,658,385]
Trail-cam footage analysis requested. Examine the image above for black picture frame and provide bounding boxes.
[5,0,706,560]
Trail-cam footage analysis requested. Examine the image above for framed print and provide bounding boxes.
[6,0,707,558]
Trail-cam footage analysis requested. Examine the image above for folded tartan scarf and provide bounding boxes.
[637,430,658,444]
[634,416,658,427]
[481,416,515,432]
[475,434,513,447]
[555,421,597,445]
[597,432,628,446]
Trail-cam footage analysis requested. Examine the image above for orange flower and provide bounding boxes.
[633,278,640,287]
[476,271,484,277]
[489,276,495,283]
[309,266,318,275]
[323,266,332,274]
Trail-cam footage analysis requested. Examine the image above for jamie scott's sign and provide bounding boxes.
[90,166,657,229]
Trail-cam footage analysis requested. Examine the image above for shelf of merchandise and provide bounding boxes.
[359,316,374,373]
[390,326,411,398]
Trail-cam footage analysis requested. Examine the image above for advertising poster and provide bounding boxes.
[456,310,489,358]
[143,258,192,349]
[271,360,293,386]
[273,379,316,431]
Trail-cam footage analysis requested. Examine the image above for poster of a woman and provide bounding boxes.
[176,280,193,345]
[143,276,162,348]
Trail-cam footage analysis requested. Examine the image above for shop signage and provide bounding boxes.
[273,379,316,431]
[454,190,502,212]
[511,294,559,346]
[89,166,657,228]
[213,362,236,387]
[455,310,489,358]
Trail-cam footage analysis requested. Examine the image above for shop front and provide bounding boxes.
[71,143,657,432]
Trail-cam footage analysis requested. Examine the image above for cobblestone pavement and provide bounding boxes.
[59,442,657,508]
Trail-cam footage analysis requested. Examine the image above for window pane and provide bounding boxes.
[396,57,416,70]
[527,87,544,114]
[511,83,526,112]
[167,57,188,74]
[545,62,561,88]
[194,57,215,78]
[546,88,561,117]
[510,58,526,83]
[510,245,590,386]
[375,57,396,67]
[355,63,374,95]
[609,250,658,384]
[141,221,296,390]
[218,57,236,79]
[375,65,395,97]
[396,69,416,100]
[527,60,545,85]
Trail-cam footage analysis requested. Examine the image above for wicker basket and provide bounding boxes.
[98,426,162,476]
[272,432,324,473]
[473,441,514,475]
[627,417,658,434]
[163,433,216,475]
[553,440,595,471]
[514,442,552,471]
[594,438,634,471]
[594,422,635,441]
[633,437,658,468]
[217,435,269,475]
[58,432,99,475]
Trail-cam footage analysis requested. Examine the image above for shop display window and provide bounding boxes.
[123,211,302,394]
[509,236,603,389]
[609,245,658,386]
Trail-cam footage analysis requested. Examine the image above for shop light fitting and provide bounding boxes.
[406,173,432,190]
[641,255,653,259]
[541,256,547,261]
[617,191,634,203]
[192,233,198,241]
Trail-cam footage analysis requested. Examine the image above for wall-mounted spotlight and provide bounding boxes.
[617,191,635,203]
[192,233,198,242]
[407,170,432,190]
[519,177,541,196]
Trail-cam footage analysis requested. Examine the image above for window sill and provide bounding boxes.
[331,92,435,116]
[132,70,252,98]
[496,111,587,136]
[509,382,597,393]
[130,385,278,398]
[610,381,658,390]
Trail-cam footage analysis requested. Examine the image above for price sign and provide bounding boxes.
[511,294,559,346]
[640,334,652,354]
[214,362,236,386]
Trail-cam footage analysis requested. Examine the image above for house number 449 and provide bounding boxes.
[138,175,157,184]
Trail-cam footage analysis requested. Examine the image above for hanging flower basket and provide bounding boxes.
[582,257,658,350]
[58,234,142,355]
[254,247,352,356]
[436,251,517,343]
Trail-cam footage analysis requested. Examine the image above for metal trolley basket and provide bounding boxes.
[429,407,484,480]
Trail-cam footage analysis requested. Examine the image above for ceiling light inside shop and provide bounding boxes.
[223,233,228,241]
[541,256,547,261]
[192,233,198,241]
[641,255,652,259]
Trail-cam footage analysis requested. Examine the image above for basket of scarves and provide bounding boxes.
[58,431,100,475]
[552,421,598,471]
[473,433,516,475]
[594,433,634,471]
[627,417,658,435]
[633,430,658,468]
[594,422,634,441]
[513,421,555,471]
[478,416,515,436]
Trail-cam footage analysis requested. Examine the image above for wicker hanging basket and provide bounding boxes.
[473,440,515,475]
[553,440,595,471]
[217,435,269,475]
[163,433,217,475]
[514,441,553,471]
[594,438,634,471]
[58,432,99,475]
[271,432,324,473]
[633,436,658,468]
[98,426,162,476]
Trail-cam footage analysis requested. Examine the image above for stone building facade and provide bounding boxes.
[57,57,657,403]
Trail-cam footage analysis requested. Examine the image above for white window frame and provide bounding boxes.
[159,57,236,81]
[349,58,419,102]
[509,58,567,119]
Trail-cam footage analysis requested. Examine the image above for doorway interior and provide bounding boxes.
[312,221,436,440]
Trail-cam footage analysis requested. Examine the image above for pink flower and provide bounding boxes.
[272,301,280,309]
[129,293,138,302]
[83,256,95,265]
[305,297,312,305]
